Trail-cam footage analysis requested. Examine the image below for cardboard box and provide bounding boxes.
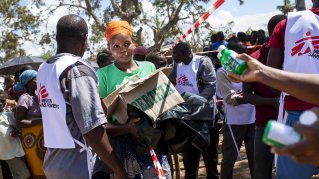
[102,67,185,124]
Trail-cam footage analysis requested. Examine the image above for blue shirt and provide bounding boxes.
[211,41,229,50]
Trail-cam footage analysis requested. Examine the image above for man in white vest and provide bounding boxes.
[267,0,319,178]
[169,42,218,179]
[37,15,127,179]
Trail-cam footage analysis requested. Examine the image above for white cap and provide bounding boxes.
[300,110,318,125]
[217,52,222,60]
[217,45,226,52]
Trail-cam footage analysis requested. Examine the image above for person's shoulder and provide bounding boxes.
[277,18,287,30]
[197,55,213,66]
[197,55,211,61]
[138,61,156,71]
[72,60,95,75]
[310,8,319,15]
[138,60,154,66]
[17,93,30,106]
[18,93,30,100]
[97,64,114,74]
[216,67,226,76]
[60,59,98,82]
[4,111,15,119]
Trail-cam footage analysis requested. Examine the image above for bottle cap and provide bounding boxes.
[300,110,318,125]
[217,45,226,52]
[217,52,222,60]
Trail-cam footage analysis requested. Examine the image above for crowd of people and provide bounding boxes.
[1,1,319,179]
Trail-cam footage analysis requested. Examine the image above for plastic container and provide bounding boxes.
[217,45,247,75]
[263,110,318,147]
[263,120,301,147]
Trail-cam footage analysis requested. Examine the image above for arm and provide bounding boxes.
[266,48,283,96]
[168,62,177,86]
[266,19,286,70]
[15,106,41,128]
[242,82,278,109]
[103,122,137,137]
[216,68,244,106]
[69,73,126,177]
[266,20,285,95]
[198,57,216,100]
[266,48,284,69]
[83,126,127,177]
[228,53,319,105]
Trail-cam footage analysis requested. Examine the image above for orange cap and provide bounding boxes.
[105,20,133,42]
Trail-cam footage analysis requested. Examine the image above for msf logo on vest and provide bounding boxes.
[177,75,193,87]
[38,84,60,109]
[291,31,319,58]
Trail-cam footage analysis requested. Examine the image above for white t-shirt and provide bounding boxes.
[0,111,25,160]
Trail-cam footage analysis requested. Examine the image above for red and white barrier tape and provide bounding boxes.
[164,45,263,57]
[163,0,225,56]
[149,145,166,179]
[195,45,263,54]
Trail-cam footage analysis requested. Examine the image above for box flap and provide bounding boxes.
[102,75,140,123]
[120,71,184,123]
[120,67,172,94]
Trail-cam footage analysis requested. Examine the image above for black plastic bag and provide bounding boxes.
[126,92,214,155]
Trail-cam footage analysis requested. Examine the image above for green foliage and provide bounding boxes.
[1,0,249,61]
[40,50,54,60]
[277,0,295,15]
[0,0,40,61]
[246,27,253,35]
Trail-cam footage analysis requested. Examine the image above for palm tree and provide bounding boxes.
[277,0,295,15]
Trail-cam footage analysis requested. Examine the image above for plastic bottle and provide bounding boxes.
[217,45,247,75]
[262,110,318,147]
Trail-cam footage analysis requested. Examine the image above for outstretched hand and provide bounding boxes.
[271,108,319,165]
[227,53,265,83]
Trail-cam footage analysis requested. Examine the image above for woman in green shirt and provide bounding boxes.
[95,20,171,179]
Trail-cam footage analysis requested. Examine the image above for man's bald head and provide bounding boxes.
[56,14,88,57]
[56,14,88,41]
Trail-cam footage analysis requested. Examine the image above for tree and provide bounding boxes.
[277,0,295,15]
[0,0,40,61]
[1,0,226,60]
[35,0,211,53]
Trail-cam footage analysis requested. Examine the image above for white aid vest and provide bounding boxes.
[284,10,319,74]
[218,81,255,125]
[277,10,319,123]
[176,55,201,95]
[37,54,80,148]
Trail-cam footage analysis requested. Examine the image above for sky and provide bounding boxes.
[205,0,313,33]
[19,0,313,57]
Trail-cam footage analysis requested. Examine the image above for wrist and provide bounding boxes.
[256,65,267,82]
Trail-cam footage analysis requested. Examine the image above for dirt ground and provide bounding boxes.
[169,134,319,179]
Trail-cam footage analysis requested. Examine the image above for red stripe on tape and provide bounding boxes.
[194,21,200,29]
[214,0,225,9]
[182,34,187,39]
[202,12,210,20]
